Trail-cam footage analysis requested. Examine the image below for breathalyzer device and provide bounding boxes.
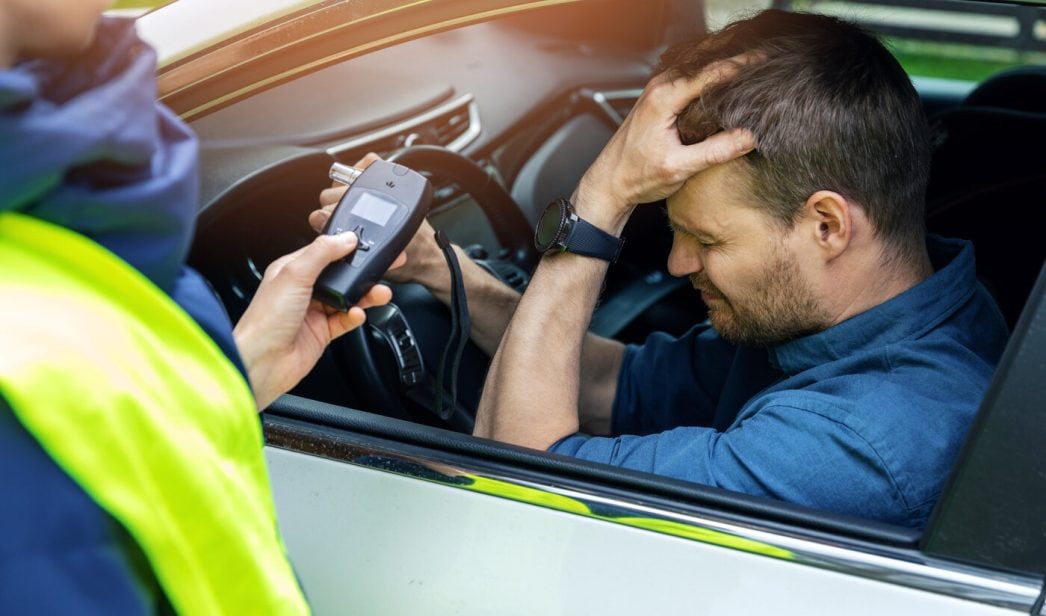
[314,160,432,311]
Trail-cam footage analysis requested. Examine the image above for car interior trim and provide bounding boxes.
[154,0,584,122]
[584,88,643,126]
[326,94,481,157]
[264,413,1043,612]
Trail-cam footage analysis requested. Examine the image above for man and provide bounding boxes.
[1,1,400,612]
[314,10,1008,528]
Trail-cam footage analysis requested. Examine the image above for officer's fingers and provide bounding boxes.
[328,306,367,339]
[354,283,394,310]
[266,254,294,279]
[278,232,358,286]
[264,241,315,279]
[677,127,756,175]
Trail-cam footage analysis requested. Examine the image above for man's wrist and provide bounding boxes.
[406,243,473,304]
[572,198,631,238]
[571,182,632,236]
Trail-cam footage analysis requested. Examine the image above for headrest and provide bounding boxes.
[964,66,1046,113]
[928,106,1046,199]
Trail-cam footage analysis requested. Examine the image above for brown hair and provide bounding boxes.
[661,10,930,265]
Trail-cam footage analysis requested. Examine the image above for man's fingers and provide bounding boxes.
[388,251,407,271]
[354,152,381,169]
[278,232,358,286]
[678,127,756,174]
[308,207,332,233]
[662,52,766,113]
[320,185,347,207]
[318,153,382,223]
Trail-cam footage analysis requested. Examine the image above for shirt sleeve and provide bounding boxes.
[552,400,910,525]
[611,324,736,435]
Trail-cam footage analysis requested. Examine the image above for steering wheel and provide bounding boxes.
[327,145,537,431]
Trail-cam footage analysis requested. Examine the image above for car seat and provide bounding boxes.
[925,66,1046,329]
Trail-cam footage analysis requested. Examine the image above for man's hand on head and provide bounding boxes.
[574,57,757,232]
[472,55,757,449]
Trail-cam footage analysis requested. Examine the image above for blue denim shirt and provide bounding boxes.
[551,236,1008,527]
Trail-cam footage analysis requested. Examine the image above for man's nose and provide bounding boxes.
[667,241,702,277]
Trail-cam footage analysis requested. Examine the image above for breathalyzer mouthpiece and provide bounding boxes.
[329,162,363,186]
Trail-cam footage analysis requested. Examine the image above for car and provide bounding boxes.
[135,0,1046,613]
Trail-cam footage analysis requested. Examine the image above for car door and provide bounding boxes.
[137,0,1046,612]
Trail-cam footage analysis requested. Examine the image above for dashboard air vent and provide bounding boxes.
[328,93,480,159]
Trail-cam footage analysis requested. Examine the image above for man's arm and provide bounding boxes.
[390,236,626,434]
[474,67,756,450]
[473,216,624,446]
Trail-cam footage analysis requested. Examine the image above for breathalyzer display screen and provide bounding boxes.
[351,192,398,226]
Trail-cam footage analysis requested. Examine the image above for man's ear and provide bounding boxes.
[801,190,853,261]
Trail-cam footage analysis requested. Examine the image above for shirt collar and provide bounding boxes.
[767,235,977,374]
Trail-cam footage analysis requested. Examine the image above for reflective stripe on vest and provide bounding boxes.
[0,212,309,615]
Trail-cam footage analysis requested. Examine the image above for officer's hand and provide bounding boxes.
[573,57,757,230]
[233,231,406,411]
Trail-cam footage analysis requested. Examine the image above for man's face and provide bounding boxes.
[665,161,831,347]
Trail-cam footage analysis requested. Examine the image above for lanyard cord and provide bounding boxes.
[434,230,471,421]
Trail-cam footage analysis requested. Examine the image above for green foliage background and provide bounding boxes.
[110,0,170,9]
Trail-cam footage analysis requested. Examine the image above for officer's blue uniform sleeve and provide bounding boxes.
[610,324,736,435]
[552,400,909,525]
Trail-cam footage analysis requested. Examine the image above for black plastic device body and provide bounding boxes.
[314,160,432,311]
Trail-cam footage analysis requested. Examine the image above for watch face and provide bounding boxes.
[535,200,565,251]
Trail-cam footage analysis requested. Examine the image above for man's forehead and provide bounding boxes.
[667,192,726,239]
[667,161,772,235]
[665,193,701,228]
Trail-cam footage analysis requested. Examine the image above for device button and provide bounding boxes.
[392,164,410,177]
[352,225,374,251]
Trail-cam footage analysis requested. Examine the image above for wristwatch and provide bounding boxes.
[534,197,623,262]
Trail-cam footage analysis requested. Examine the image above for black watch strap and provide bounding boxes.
[563,213,623,262]
[536,197,623,262]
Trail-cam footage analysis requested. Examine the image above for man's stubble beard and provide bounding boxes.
[693,243,832,347]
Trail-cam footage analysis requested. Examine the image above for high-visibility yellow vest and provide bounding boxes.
[0,212,309,615]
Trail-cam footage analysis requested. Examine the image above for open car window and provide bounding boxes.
[136,0,1046,610]
[710,0,1046,80]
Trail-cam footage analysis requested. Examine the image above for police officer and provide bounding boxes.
[0,1,399,612]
